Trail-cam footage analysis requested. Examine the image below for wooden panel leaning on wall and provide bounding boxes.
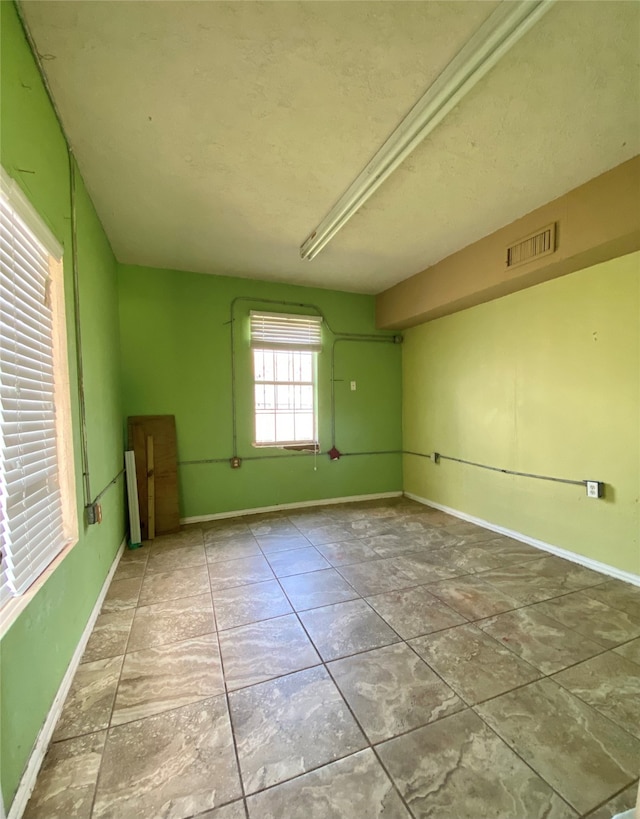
[127,415,180,539]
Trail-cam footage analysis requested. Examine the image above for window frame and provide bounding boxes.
[249,311,322,450]
[0,166,78,625]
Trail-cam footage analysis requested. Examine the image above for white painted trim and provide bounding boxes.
[181,491,403,524]
[6,537,126,819]
[404,492,640,588]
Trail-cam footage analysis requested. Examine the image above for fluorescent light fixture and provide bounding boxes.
[300,0,555,261]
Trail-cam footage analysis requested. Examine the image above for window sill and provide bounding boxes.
[252,442,320,453]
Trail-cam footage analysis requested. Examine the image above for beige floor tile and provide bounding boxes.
[378,709,576,819]
[212,579,292,629]
[426,574,521,620]
[219,614,320,690]
[138,564,210,606]
[614,636,640,665]
[265,546,330,577]
[208,554,275,590]
[329,642,463,743]
[366,585,466,639]
[531,590,640,648]
[128,594,215,651]
[229,666,366,794]
[478,607,605,674]
[101,577,142,613]
[246,749,410,818]
[476,679,640,814]
[93,696,240,819]
[411,623,541,704]
[23,731,106,819]
[553,651,640,738]
[53,656,123,741]
[299,599,400,661]
[279,567,358,611]
[112,633,224,725]
[83,610,134,662]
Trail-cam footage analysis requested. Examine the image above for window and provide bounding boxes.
[250,311,322,447]
[0,167,76,610]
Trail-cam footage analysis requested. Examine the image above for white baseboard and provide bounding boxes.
[7,537,126,819]
[181,491,403,525]
[404,492,640,588]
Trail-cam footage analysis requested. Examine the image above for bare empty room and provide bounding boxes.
[1,1,639,818]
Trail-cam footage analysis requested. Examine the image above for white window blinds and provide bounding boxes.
[1,168,67,600]
[250,311,323,351]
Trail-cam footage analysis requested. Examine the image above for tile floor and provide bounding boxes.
[24,497,640,819]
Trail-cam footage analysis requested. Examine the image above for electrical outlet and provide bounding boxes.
[230,456,242,469]
[86,502,102,525]
[350,381,356,391]
[586,481,603,499]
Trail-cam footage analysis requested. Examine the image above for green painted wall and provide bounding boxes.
[118,265,403,517]
[0,3,125,810]
[403,252,640,575]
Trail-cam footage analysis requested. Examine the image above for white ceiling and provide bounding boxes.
[20,1,640,294]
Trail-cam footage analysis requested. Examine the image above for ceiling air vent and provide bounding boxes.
[506,223,556,269]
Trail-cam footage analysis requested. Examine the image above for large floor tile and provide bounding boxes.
[366,585,466,640]
[128,594,215,651]
[83,609,134,662]
[265,546,330,577]
[476,678,640,814]
[553,651,640,739]
[279,568,358,611]
[478,607,604,674]
[299,599,399,661]
[426,574,521,620]
[314,538,380,566]
[212,579,292,630]
[329,642,463,743]
[204,533,261,563]
[53,656,123,741]
[615,636,640,665]
[112,633,224,725]
[219,614,320,690]
[257,533,311,554]
[208,554,275,590]
[138,564,210,606]
[113,548,148,581]
[93,696,241,819]
[202,520,251,542]
[377,709,576,819]
[584,782,639,819]
[101,576,142,613]
[392,553,464,584]
[477,563,569,604]
[584,579,640,620]
[530,589,640,648]
[23,731,106,819]
[146,541,207,574]
[246,748,410,818]
[303,524,355,547]
[443,522,498,543]
[428,543,504,573]
[194,801,247,819]
[481,536,544,562]
[337,558,416,596]
[411,623,541,704]
[229,666,366,794]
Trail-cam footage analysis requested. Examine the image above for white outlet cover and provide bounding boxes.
[350,381,356,391]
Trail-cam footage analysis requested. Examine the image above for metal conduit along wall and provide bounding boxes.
[16,5,125,521]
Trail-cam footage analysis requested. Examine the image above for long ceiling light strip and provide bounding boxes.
[300,0,555,261]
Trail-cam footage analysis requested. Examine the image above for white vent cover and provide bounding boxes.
[506,223,556,269]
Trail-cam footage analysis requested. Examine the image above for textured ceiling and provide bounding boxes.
[20,1,640,294]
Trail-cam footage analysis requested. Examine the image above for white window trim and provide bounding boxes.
[0,167,78,630]
[250,312,321,449]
